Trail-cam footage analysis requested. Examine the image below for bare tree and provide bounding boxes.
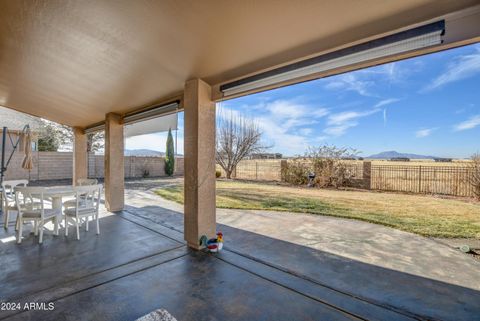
[216,110,266,179]
[468,153,480,200]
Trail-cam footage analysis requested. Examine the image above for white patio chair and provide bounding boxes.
[14,186,59,244]
[2,180,28,230]
[63,178,98,209]
[64,184,102,240]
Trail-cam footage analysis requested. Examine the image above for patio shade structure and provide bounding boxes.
[0,0,479,249]
[21,128,33,170]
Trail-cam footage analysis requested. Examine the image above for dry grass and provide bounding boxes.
[155,179,480,239]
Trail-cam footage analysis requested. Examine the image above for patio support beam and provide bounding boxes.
[183,79,216,249]
[104,113,124,212]
[72,127,88,185]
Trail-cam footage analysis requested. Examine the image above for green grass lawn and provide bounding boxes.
[155,180,480,239]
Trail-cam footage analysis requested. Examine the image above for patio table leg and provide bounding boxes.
[39,220,44,244]
[51,196,63,237]
[96,214,99,235]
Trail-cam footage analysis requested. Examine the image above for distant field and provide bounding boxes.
[155,180,480,239]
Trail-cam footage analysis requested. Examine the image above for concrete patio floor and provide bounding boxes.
[0,207,406,321]
[126,177,480,288]
[0,178,479,320]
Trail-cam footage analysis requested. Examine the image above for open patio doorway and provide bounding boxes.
[121,108,185,225]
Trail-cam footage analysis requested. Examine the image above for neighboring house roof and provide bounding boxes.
[0,106,43,132]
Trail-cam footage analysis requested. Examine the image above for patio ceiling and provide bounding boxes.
[0,0,479,128]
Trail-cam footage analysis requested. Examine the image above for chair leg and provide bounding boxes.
[75,218,80,240]
[17,219,23,244]
[15,212,20,231]
[34,221,39,236]
[64,216,68,236]
[96,214,100,235]
[3,208,9,229]
[85,217,89,232]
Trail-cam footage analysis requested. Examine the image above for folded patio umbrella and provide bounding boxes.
[21,128,33,170]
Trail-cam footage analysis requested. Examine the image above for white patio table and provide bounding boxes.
[31,186,76,216]
[45,186,76,211]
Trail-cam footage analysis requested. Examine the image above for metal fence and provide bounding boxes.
[217,160,477,198]
[217,160,283,181]
[370,165,475,197]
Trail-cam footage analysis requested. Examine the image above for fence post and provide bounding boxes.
[255,162,258,180]
[280,160,287,182]
[363,161,372,189]
[418,165,422,193]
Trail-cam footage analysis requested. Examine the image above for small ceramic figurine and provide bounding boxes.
[200,232,224,252]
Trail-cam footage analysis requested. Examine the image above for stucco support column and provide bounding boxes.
[184,79,216,249]
[104,113,124,212]
[73,127,88,185]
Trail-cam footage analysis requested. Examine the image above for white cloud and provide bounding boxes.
[355,61,415,84]
[298,128,313,136]
[383,63,397,81]
[219,99,329,156]
[324,109,380,136]
[373,99,400,127]
[374,98,400,108]
[126,132,184,154]
[323,123,357,136]
[415,128,436,138]
[323,61,411,96]
[424,45,480,91]
[327,109,379,126]
[453,115,480,131]
[324,73,373,96]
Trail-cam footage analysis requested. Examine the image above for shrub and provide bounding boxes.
[282,159,310,185]
[308,145,358,188]
[282,145,359,189]
[216,170,222,178]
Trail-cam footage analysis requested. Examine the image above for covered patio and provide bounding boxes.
[1,184,479,320]
[1,1,480,320]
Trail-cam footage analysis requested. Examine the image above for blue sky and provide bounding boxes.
[127,43,480,158]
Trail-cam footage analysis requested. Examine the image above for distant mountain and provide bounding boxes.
[367,151,438,159]
[124,149,165,156]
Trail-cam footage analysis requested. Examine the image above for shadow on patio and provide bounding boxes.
[1,200,479,321]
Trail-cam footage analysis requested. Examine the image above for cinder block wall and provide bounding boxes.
[4,152,184,181]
